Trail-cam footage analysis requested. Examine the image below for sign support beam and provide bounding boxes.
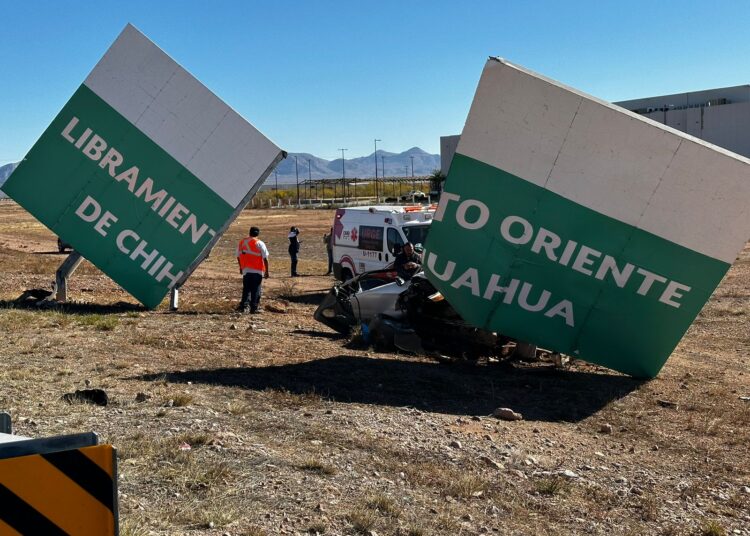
[53,251,83,303]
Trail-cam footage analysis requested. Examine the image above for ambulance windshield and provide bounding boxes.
[403,224,430,248]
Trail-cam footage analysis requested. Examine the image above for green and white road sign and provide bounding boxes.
[425,58,750,378]
[2,24,282,309]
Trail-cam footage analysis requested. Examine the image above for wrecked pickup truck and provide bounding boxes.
[314,269,510,360]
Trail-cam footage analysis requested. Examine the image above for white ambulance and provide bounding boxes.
[331,205,436,281]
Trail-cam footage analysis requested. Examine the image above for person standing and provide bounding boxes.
[288,226,301,276]
[323,227,334,275]
[237,226,269,313]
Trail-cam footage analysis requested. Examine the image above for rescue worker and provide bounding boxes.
[393,242,422,281]
[237,226,270,313]
[323,227,334,275]
[288,226,301,276]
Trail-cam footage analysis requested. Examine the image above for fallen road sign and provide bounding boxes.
[424,58,750,378]
[2,24,283,309]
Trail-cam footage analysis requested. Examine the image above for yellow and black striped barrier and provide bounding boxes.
[0,432,118,536]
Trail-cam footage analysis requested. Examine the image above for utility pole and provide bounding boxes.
[338,148,347,202]
[410,155,415,191]
[294,155,300,207]
[307,158,312,200]
[374,138,381,200]
[274,170,278,200]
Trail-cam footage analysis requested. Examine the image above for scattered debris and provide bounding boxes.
[492,407,523,421]
[599,423,613,434]
[15,288,53,306]
[135,392,151,402]
[552,353,570,368]
[60,389,108,406]
[479,456,504,470]
[265,302,287,314]
[449,440,463,449]
[657,399,679,409]
[560,470,579,479]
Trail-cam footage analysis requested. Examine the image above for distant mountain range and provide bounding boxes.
[0,146,439,195]
[269,147,439,184]
[0,162,18,198]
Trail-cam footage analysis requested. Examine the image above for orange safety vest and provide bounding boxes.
[237,237,264,273]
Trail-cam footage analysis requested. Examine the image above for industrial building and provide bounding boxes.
[615,85,750,159]
[441,84,750,172]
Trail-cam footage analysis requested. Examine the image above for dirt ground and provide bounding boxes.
[0,201,748,536]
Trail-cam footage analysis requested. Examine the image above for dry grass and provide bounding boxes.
[443,474,488,499]
[241,526,269,536]
[165,393,195,407]
[178,501,241,529]
[701,520,727,536]
[0,206,748,535]
[533,477,568,497]
[402,524,429,536]
[274,278,299,300]
[365,492,401,517]
[76,313,118,331]
[347,507,378,534]
[226,400,253,415]
[306,521,328,534]
[298,457,336,475]
[119,518,150,536]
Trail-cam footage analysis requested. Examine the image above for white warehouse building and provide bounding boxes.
[615,85,750,158]
[441,84,750,173]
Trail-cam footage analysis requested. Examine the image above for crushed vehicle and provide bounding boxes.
[314,268,511,360]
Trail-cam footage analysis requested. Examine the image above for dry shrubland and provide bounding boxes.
[0,202,748,535]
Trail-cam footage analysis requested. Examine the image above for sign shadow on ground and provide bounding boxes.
[137,356,645,422]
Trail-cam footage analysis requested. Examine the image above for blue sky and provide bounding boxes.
[2,0,750,164]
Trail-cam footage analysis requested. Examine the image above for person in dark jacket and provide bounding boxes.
[288,226,301,276]
[323,227,334,275]
[393,242,422,280]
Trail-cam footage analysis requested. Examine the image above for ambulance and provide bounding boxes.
[332,205,436,281]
